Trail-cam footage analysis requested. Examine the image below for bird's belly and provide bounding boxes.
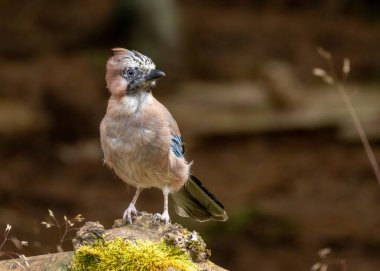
[113,147,172,189]
[103,131,174,189]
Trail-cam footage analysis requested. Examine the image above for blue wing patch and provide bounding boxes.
[171,135,185,158]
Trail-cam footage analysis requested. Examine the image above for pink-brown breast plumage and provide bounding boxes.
[100,92,190,192]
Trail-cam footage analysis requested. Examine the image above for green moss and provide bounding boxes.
[187,239,203,253]
[71,237,197,271]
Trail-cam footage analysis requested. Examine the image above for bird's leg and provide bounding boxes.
[154,186,171,224]
[123,187,143,224]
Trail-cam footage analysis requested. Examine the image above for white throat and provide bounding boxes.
[121,91,152,114]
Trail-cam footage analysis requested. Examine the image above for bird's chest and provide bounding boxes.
[105,95,157,146]
[104,113,159,155]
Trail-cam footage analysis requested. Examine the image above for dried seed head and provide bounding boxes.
[41,222,52,228]
[343,58,350,75]
[313,68,327,77]
[48,209,54,218]
[311,262,321,271]
[317,47,332,60]
[74,214,85,222]
[5,224,12,232]
[318,248,331,258]
[21,241,28,246]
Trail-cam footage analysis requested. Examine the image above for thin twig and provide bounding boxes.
[0,225,11,250]
[337,83,380,185]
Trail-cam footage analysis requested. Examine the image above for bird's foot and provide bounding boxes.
[153,211,170,224]
[123,204,138,224]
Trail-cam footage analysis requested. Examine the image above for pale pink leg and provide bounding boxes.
[123,187,143,224]
[154,186,171,223]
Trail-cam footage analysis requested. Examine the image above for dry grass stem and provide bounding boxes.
[41,210,85,252]
[0,224,29,267]
[314,48,380,188]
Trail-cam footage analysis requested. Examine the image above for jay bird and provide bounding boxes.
[100,48,228,224]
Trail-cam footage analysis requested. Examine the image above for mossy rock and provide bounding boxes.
[71,212,226,271]
[71,237,197,271]
[0,213,227,271]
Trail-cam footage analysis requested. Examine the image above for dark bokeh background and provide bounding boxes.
[1,1,380,270]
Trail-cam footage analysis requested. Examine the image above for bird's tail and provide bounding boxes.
[170,175,228,222]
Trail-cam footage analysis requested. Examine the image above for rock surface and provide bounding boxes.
[0,212,227,271]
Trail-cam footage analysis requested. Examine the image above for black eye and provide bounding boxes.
[127,69,134,76]
[123,68,134,77]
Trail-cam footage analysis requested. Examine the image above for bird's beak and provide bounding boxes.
[144,69,165,82]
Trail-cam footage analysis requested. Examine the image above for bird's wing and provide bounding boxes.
[152,97,227,221]
[165,111,228,222]
[158,103,185,158]
[170,134,185,158]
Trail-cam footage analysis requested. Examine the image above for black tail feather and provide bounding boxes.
[170,175,228,222]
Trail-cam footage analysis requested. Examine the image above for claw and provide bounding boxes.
[123,204,138,224]
[153,211,170,224]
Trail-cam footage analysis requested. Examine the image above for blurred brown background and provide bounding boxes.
[1,0,380,270]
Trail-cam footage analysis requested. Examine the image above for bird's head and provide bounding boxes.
[106,48,165,97]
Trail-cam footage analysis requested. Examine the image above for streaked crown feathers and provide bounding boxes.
[108,48,156,70]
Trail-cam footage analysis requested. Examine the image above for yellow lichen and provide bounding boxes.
[71,237,197,271]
